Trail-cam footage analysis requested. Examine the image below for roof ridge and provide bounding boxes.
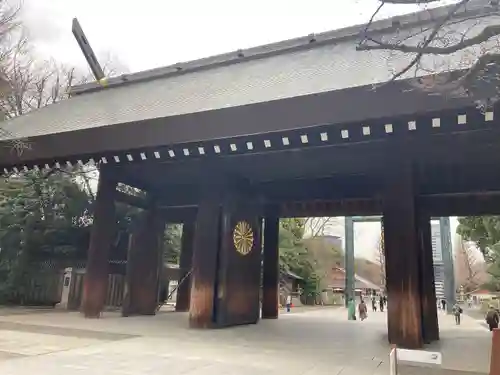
[71,0,493,95]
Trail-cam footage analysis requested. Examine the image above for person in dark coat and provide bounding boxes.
[379,296,384,312]
[358,300,368,321]
[486,306,500,331]
[441,299,447,311]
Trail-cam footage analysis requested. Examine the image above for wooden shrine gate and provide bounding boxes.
[2,3,500,351]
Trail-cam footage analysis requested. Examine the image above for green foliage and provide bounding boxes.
[0,171,93,301]
[0,171,182,303]
[278,218,342,296]
[280,218,306,242]
[457,216,500,288]
[480,280,500,292]
[457,216,500,260]
[164,224,183,264]
[278,218,310,276]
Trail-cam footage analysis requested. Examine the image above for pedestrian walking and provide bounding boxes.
[358,299,368,321]
[486,305,500,332]
[379,296,384,312]
[371,296,377,312]
[286,295,292,313]
[441,299,447,311]
[452,303,463,325]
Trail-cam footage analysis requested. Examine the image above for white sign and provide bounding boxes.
[397,349,442,366]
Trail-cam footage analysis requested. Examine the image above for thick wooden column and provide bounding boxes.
[82,169,117,318]
[176,221,195,312]
[417,213,439,343]
[122,206,164,316]
[189,199,221,328]
[215,192,262,327]
[262,208,280,319]
[490,329,500,375]
[383,162,423,349]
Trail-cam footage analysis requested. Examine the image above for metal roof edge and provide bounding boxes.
[70,0,493,95]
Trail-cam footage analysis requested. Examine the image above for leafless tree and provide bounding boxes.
[0,34,128,198]
[456,238,481,292]
[358,0,500,111]
[376,224,386,290]
[304,217,343,237]
[0,46,85,118]
[0,0,28,153]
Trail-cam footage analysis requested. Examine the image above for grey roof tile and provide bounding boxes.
[0,0,497,141]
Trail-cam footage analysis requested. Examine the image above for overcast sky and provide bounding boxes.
[20,0,459,72]
[18,0,461,261]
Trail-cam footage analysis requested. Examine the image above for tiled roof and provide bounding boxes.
[0,0,495,142]
[329,267,381,290]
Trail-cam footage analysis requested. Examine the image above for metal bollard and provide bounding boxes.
[491,328,500,375]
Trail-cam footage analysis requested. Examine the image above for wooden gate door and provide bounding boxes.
[215,195,262,327]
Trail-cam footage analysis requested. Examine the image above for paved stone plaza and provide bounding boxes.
[0,306,491,374]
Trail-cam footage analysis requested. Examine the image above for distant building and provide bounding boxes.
[329,266,381,296]
[431,223,445,300]
[279,269,304,306]
[319,235,342,250]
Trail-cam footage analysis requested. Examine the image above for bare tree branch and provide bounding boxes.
[359,0,472,82]
[355,0,500,108]
[304,217,341,237]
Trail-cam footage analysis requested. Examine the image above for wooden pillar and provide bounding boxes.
[176,221,195,312]
[215,192,262,327]
[189,199,221,328]
[490,329,500,375]
[417,213,439,343]
[383,162,423,349]
[262,208,280,319]
[122,206,164,316]
[82,169,117,318]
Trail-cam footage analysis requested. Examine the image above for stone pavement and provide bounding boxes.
[0,306,491,374]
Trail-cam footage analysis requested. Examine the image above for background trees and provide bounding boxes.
[0,0,159,303]
[457,216,500,291]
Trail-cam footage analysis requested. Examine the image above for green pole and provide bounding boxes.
[344,217,355,306]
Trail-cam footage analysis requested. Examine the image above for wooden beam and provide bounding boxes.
[420,192,500,216]
[116,175,380,208]
[115,190,150,209]
[279,198,382,218]
[162,207,198,223]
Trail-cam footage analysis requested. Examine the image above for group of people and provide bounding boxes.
[371,295,387,313]
[347,295,387,321]
[347,294,500,333]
